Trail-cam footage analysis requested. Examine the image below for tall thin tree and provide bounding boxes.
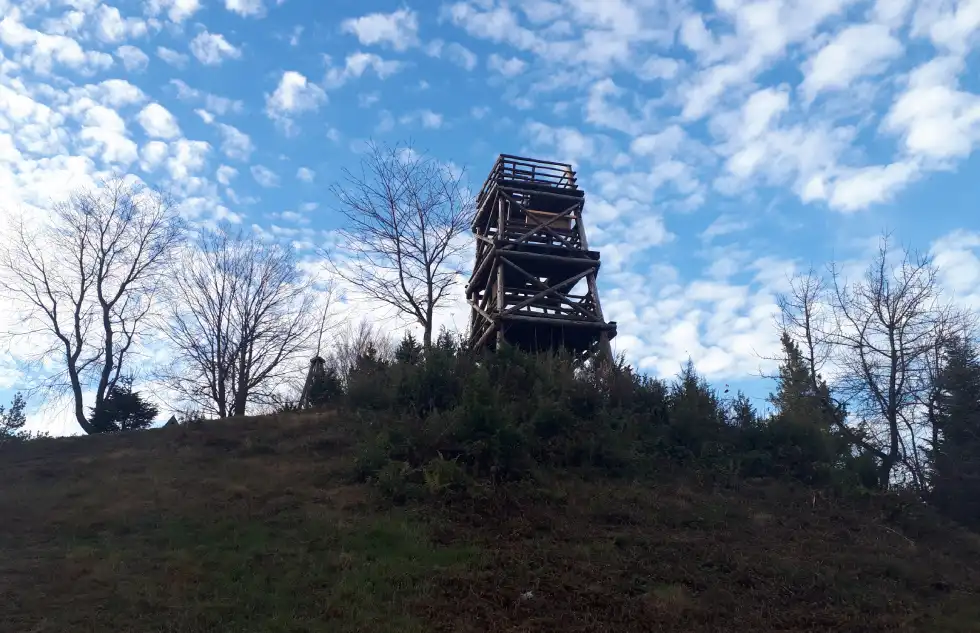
[323,141,472,349]
[779,233,972,489]
[0,178,183,434]
[161,227,317,418]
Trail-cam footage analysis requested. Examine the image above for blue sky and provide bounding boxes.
[1,0,979,434]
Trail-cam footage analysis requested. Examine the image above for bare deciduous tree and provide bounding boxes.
[0,178,183,434]
[161,227,317,418]
[324,318,392,387]
[779,233,972,489]
[324,141,472,349]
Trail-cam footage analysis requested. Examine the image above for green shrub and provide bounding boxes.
[348,334,879,499]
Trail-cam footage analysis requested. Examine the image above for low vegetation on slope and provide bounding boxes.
[1,409,978,633]
[3,338,980,632]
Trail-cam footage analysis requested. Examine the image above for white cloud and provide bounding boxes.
[826,161,920,211]
[931,229,980,309]
[76,79,146,108]
[137,103,181,139]
[157,46,189,68]
[190,31,242,65]
[296,167,314,182]
[115,45,149,71]
[420,110,443,129]
[487,53,527,77]
[214,122,253,161]
[525,121,597,164]
[95,5,148,43]
[324,52,403,89]
[216,164,238,185]
[911,0,980,55]
[0,15,114,75]
[170,79,244,115]
[251,164,280,187]
[146,0,201,23]
[226,0,265,17]
[445,42,478,70]
[882,55,980,162]
[398,110,444,129]
[426,39,478,70]
[801,24,903,102]
[701,214,750,243]
[341,9,419,51]
[265,71,326,132]
[166,139,210,181]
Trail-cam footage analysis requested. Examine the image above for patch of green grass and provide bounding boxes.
[11,510,481,633]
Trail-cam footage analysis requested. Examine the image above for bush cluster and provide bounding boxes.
[333,332,877,502]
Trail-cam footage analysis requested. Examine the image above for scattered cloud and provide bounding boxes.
[146,0,202,24]
[324,52,403,89]
[265,70,326,133]
[156,46,189,68]
[137,103,181,139]
[800,24,903,103]
[115,45,149,71]
[170,79,244,115]
[225,0,265,18]
[341,8,419,51]
[214,122,253,161]
[487,53,526,77]
[251,164,280,187]
[296,167,314,182]
[190,30,242,66]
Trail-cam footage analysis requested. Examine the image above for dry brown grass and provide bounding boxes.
[1,410,979,632]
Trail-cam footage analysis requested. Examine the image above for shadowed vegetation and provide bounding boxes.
[2,342,980,632]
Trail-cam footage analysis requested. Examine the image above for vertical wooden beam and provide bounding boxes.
[495,196,506,350]
[578,205,613,364]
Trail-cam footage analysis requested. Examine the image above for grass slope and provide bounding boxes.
[1,411,979,632]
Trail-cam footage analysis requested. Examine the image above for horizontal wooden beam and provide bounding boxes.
[501,314,617,329]
[502,250,600,267]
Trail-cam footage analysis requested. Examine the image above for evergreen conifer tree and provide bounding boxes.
[929,338,980,528]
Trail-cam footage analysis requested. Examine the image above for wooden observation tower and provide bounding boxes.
[466,154,616,363]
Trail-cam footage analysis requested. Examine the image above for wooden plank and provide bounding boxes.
[504,249,600,267]
[499,154,574,168]
[502,314,617,329]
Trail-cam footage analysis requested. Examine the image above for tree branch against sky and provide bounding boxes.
[0,178,184,434]
[160,226,319,418]
[323,141,473,349]
[779,233,975,489]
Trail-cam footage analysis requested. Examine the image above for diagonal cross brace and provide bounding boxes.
[502,267,594,316]
[500,257,598,320]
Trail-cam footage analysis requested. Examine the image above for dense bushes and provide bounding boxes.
[334,331,879,502]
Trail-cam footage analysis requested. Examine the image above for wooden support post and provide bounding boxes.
[496,196,506,350]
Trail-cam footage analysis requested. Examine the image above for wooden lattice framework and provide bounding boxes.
[466,154,616,363]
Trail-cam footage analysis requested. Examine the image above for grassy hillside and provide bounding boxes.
[1,410,979,633]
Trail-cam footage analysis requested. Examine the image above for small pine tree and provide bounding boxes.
[729,391,758,428]
[929,338,980,528]
[89,377,159,432]
[395,332,423,365]
[763,332,855,484]
[0,393,27,431]
[768,332,843,432]
[307,365,343,407]
[0,393,28,444]
[669,360,724,426]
